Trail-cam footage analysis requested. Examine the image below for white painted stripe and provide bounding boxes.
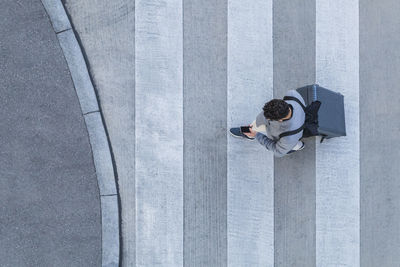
[227,0,274,266]
[135,0,183,266]
[316,0,360,266]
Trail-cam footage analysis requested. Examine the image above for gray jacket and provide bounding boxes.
[255,89,306,157]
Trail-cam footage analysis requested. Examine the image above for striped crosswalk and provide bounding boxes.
[63,0,399,266]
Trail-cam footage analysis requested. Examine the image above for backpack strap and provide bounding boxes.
[279,95,307,139]
[278,122,305,139]
[283,96,306,110]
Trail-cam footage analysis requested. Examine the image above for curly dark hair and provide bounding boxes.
[263,99,290,120]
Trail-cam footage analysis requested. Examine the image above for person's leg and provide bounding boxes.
[287,140,305,154]
[291,140,304,150]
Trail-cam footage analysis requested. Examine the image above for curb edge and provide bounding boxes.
[40,1,120,266]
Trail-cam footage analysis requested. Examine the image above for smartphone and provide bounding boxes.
[240,126,251,133]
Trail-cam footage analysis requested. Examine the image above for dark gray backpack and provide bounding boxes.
[279,84,346,143]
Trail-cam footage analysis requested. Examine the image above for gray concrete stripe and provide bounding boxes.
[57,29,99,114]
[41,0,71,33]
[227,0,273,266]
[61,1,136,266]
[273,0,317,266]
[360,0,400,266]
[315,1,360,266]
[84,112,117,196]
[101,195,120,267]
[135,0,183,266]
[183,1,228,266]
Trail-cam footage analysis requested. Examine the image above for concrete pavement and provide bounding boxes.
[360,0,400,266]
[227,0,273,265]
[63,0,400,266]
[316,1,360,266]
[273,1,317,265]
[61,1,135,265]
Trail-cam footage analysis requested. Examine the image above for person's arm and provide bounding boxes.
[255,132,294,157]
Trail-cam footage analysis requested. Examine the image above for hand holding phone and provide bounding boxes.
[240,126,251,133]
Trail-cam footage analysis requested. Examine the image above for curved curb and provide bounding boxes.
[40,1,120,266]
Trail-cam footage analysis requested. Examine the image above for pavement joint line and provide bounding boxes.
[40,0,71,33]
[41,1,120,266]
[56,29,100,114]
[83,110,101,116]
[56,27,72,34]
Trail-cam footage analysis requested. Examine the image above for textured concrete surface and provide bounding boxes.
[48,1,120,264]
[360,0,400,266]
[273,0,316,266]
[62,1,136,265]
[84,112,117,196]
[57,29,99,114]
[101,195,120,267]
[0,0,101,265]
[183,1,227,266]
[316,1,360,266]
[5,0,400,266]
[135,0,183,266]
[60,0,400,266]
[41,0,71,32]
[227,0,274,266]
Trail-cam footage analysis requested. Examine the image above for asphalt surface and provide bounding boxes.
[0,0,101,266]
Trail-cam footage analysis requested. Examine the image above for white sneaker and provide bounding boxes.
[298,141,305,150]
[287,141,305,154]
